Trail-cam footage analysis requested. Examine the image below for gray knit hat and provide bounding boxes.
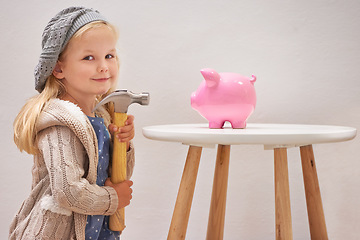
[34,7,107,92]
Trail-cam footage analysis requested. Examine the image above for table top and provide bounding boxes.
[142,123,357,148]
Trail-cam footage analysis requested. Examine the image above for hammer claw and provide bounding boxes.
[93,89,150,113]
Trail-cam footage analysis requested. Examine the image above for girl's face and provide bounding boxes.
[55,25,119,100]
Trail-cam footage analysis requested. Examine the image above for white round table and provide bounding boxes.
[142,123,356,240]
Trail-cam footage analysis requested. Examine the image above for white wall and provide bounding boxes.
[1,0,359,239]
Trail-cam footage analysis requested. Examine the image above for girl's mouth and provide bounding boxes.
[92,77,110,82]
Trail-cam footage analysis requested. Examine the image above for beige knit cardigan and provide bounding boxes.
[9,98,135,240]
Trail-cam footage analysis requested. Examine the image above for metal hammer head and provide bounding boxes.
[93,90,150,113]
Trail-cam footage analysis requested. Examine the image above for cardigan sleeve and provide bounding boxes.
[126,141,135,180]
[37,125,119,216]
[108,140,135,180]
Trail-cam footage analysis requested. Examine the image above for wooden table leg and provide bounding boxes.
[168,145,202,240]
[206,145,231,240]
[274,148,293,240]
[300,145,328,240]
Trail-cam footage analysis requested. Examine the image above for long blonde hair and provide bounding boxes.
[14,21,119,155]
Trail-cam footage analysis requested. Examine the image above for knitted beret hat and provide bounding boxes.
[34,7,107,92]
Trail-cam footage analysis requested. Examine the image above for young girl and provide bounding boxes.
[9,7,135,240]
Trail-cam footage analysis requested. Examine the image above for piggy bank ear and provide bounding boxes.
[250,75,256,84]
[200,68,220,88]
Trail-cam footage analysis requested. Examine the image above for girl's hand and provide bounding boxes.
[108,115,135,151]
[105,178,133,209]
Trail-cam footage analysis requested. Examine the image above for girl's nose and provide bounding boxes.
[98,62,109,72]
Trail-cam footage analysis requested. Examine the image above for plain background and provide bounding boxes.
[1,0,359,239]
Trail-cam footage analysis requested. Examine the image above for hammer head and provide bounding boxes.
[93,90,150,113]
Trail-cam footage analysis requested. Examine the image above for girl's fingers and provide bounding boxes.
[125,115,135,125]
[116,131,134,142]
[109,115,135,142]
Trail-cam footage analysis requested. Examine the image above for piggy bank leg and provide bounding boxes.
[209,121,225,129]
[230,120,246,129]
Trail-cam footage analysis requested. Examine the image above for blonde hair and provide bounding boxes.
[14,21,119,155]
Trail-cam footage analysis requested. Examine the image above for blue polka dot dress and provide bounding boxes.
[85,116,120,240]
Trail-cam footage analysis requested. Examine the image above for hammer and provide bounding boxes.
[93,89,150,231]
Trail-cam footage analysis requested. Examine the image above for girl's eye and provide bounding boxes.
[83,56,94,60]
[105,54,115,59]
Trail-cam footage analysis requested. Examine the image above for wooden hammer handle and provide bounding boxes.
[109,112,127,231]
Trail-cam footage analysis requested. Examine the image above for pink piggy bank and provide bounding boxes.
[191,68,257,129]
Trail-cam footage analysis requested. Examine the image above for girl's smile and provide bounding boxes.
[93,77,110,81]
